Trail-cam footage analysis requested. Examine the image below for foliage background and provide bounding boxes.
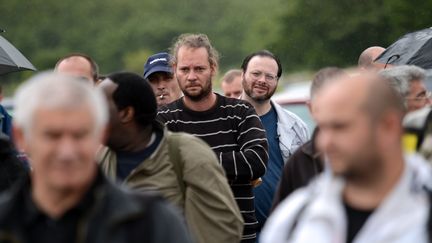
[1,0,431,93]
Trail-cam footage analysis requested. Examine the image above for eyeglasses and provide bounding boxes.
[249,71,278,82]
[406,91,432,101]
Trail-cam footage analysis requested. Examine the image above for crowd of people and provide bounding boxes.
[0,32,431,243]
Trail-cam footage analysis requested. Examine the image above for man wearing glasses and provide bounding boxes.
[379,65,431,112]
[240,50,309,237]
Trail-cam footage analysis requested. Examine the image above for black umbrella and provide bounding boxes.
[375,27,432,69]
[0,33,36,75]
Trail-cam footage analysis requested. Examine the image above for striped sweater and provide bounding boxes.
[157,93,269,242]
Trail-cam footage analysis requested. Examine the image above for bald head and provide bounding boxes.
[316,71,404,122]
[358,46,386,70]
[314,70,405,179]
[55,54,99,83]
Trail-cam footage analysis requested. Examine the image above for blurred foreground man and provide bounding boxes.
[0,72,192,243]
[143,52,182,107]
[272,67,347,208]
[261,71,432,243]
[98,72,243,243]
[240,50,309,233]
[157,33,268,243]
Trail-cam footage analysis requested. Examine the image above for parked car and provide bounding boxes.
[0,97,14,116]
[273,81,315,133]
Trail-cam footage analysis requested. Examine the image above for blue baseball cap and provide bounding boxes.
[143,52,173,79]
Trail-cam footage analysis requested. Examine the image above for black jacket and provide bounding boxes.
[272,129,323,210]
[0,171,194,243]
[0,134,27,192]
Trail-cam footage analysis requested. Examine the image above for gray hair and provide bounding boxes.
[169,33,219,69]
[379,65,426,107]
[14,71,108,137]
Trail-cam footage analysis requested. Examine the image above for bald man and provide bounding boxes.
[221,69,243,98]
[262,70,432,243]
[55,53,99,84]
[358,46,386,70]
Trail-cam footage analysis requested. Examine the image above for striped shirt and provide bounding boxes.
[157,93,269,242]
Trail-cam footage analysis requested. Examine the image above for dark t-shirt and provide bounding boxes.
[254,105,284,229]
[116,129,163,180]
[344,202,373,243]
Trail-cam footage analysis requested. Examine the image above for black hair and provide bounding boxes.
[107,72,157,128]
[241,50,282,78]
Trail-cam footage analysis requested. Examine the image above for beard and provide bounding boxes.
[242,78,276,103]
[181,77,213,102]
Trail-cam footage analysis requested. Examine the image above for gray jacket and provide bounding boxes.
[271,100,310,163]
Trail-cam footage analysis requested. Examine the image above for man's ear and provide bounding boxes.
[306,100,313,114]
[12,125,27,153]
[119,107,135,123]
[172,63,177,74]
[210,63,218,77]
[100,125,109,145]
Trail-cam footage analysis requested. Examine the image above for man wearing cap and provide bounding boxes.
[144,52,182,107]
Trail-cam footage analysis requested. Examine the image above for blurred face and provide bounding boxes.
[221,76,243,98]
[242,56,279,102]
[148,72,182,107]
[15,105,101,191]
[406,80,431,112]
[314,87,380,179]
[174,47,215,101]
[98,79,124,150]
[56,57,94,84]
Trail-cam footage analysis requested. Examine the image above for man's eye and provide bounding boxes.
[251,72,261,77]
[44,132,61,141]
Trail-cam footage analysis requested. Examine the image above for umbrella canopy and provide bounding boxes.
[375,27,432,69]
[0,34,36,75]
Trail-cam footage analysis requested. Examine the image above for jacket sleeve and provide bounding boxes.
[145,198,196,243]
[178,134,244,243]
[218,106,268,182]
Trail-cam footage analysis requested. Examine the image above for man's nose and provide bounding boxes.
[57,137,78,160]
[187,70,198,80]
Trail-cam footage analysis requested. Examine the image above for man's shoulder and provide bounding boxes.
[157,99,183,113]
[271,100,305,123]
[271,100,310,137]
[219,94,253,109]
[165,131,218,162]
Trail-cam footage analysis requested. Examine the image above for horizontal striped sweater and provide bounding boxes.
[157,93,269,242]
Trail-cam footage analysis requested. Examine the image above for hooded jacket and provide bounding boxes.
[261,154,432,243]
